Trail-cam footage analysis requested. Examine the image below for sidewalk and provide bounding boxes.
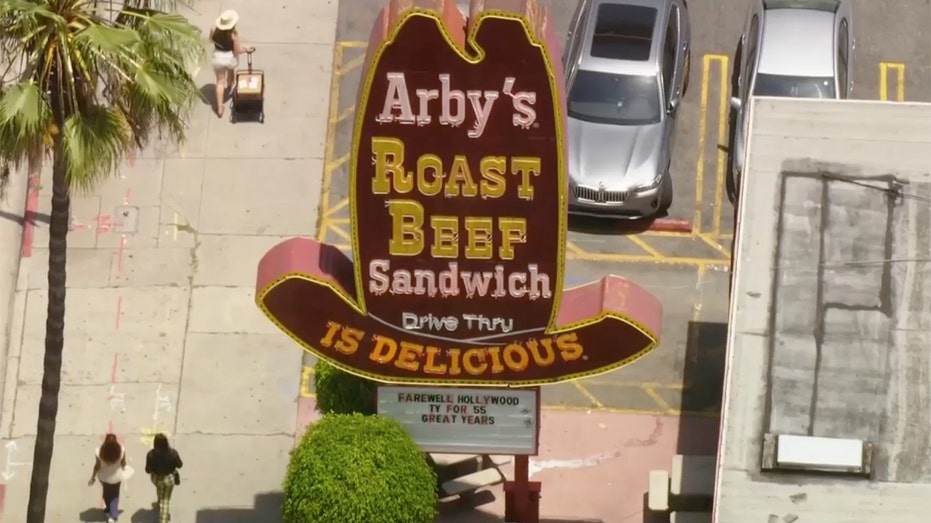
[0,0,338,520]
[434,409,720,523]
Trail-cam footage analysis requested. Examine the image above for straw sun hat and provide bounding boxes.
[215,9,239,31]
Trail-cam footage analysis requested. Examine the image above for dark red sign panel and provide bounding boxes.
[255,0,663,386]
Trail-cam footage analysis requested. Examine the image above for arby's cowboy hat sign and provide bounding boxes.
[255,0,663,386]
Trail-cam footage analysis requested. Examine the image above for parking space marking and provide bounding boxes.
[880,62,906,102]
[567,252,728,267]
[694,54,728,236]
[566,240,588,256]
[628,235,663,258]
[708,55,730,238]
[644,385,674,413]
[300,365,315,398]
[572,381,606,408]
[317,43,346,242]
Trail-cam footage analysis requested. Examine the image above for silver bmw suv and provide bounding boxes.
[563,0,691,219]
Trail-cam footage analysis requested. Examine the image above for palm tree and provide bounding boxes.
[0,1,201,520]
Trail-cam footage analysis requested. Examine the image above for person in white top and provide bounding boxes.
[88,434,132,523]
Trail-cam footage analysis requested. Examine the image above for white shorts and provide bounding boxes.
[211,50,238,72]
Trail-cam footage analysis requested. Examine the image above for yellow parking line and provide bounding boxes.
[565,251,729,268]
[565,240,587,256]
[300,366,315,398]
[628,235,663,258]
[711,55,729,238]
[879,62,905,101]
[326,153,350,171]
[642,230,693,238]
[330,105,355,124]
[338,41,369,49]
[572,381,605,408]
[316,44,345,241]
[324,198,349,218]
[582,380,684,389]
[694,55,712,234]
[696,233,731,258]
[328,222,352,241]
[330,217,350,224]
[644,385,674,413]
[337,54,366,78]
[696,55,729,238]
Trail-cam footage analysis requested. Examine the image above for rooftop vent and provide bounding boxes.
[761,433,873,476]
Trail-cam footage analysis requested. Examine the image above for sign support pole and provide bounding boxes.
[504,454,541,523]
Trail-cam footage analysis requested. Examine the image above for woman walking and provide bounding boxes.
[146,433,183,523]
[88,434,131,523]
[209,10,253,118]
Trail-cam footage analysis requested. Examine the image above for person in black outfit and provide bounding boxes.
[145,433,183,523]
[209,10,253,117]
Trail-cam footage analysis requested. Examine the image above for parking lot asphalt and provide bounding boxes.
[310,0,931,416]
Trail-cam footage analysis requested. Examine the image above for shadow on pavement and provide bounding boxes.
[670,321,726,511]
[568,215,655,236]
[0,209,49,227]
[681,321,727,421]
[641,493,670,523]
[79,507,111,522]
[436,491,604,522]
[193,491,284,523]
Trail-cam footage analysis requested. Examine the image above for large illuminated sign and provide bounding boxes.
[255,0,663,386]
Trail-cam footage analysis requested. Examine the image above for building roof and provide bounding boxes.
[759,9,836,77]
[716,97,931,523]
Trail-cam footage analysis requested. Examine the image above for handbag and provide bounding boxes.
[173,471,181,485]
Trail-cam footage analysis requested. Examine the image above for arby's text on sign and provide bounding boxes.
[254,0,664,386]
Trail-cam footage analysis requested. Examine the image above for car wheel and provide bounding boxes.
[682,50,691,96]
[658,170,673,214]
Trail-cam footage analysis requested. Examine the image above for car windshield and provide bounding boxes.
[753,73,836,99]
[568,70,661,125]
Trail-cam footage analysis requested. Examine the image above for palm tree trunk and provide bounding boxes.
[26,136,70,523]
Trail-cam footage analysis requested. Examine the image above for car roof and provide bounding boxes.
[577,0,672,77]
[758,9,836,77]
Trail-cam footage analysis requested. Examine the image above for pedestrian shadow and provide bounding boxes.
[79,507,123,522]
[194,491,284,523]
[199,83,234,111]
[129,503,157,523]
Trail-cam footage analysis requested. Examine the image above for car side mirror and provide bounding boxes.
[667,97,679,114]
[730,97,742,111]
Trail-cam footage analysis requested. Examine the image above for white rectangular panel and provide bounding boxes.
[377,385,539,455]
[776,434,864,470]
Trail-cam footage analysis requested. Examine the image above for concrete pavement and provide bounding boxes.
[435,409,719,523]
[0,0,338,520]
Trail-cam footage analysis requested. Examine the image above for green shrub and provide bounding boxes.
[283,413,438,523]
[313,359,378,415]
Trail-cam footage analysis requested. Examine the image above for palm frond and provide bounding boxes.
[1,0,202,186]
[0,80,52,165]
[61,104,132,193]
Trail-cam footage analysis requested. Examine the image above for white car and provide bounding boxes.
[729,0,855,200]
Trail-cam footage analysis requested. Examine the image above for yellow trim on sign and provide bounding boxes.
[347,8,569,334]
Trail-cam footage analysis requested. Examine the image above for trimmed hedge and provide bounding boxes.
[283,413,438,523]
[313,359,377,415]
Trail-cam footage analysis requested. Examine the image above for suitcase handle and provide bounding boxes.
[245,47,255,70]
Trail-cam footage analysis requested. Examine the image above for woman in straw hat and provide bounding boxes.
[209,9,253,117]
